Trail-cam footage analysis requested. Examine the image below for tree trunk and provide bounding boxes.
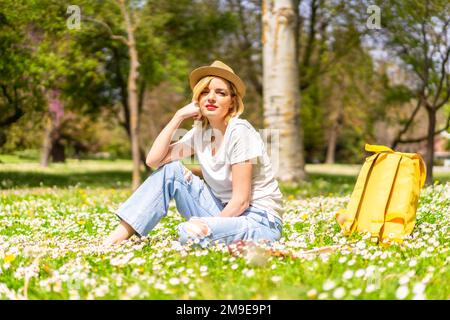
[40,89,66,166]
[40,116,52,167]
[425,107,436,185]
[262,0,306,183]
[325,102,342,164]
[325,123,338,164]
[120,0,142,190]
[51,136,66,162]
[112,45,147,171]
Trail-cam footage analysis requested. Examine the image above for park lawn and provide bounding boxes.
[0,157,449,299]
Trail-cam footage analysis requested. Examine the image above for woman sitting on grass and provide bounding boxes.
[104,60,284,247]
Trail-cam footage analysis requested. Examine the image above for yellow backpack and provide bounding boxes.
[335,144,426,243]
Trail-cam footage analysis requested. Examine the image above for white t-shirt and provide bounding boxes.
[178,116,285,219]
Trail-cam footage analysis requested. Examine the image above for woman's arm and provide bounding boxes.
[146,102,201,169]
[218,161,253,217]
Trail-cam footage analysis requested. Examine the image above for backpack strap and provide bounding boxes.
[350,144,397,233]
[366,143,427,187]
[369,154,403,238]
[336,152,381,234]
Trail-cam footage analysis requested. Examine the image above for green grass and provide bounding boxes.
[0,156,449,299]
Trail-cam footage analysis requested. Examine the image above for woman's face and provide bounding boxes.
[198,77,234,123]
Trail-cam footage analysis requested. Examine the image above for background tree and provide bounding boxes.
[2,0,448,186]
[262,0,306,182]
[0,0,45,147]
[375,0,450,184]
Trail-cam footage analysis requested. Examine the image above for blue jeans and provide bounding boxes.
[116,160,283,247]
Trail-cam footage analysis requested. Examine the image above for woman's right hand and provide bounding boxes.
[175,101,202,121]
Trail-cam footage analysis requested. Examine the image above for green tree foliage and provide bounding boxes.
[298,2,392,164]
[2,0,445,169]
[0,0,241,162]
[373,0,450,183]
[0,0,45,143]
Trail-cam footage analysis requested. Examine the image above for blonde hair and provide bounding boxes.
[191,76,245,129]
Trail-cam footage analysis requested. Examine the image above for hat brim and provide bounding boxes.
[189,66,246,98]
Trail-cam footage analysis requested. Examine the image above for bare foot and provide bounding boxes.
[103,220,136,246]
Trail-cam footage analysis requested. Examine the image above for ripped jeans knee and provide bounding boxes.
[178,218,212,246]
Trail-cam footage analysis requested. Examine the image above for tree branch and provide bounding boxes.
[82,16,129,46]
[435,87,450,109]
[432,46,450,109]
[397,112,450,144]
[301,0,318,71]
[300,34,359,91]
[228,0,263,95]
[391,96,422,148]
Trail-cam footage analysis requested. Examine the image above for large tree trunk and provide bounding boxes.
[119,0,142,190]
[425,107,436,185]
[262,0,306,183]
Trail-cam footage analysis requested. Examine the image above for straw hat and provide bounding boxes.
[189,60,246,98]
